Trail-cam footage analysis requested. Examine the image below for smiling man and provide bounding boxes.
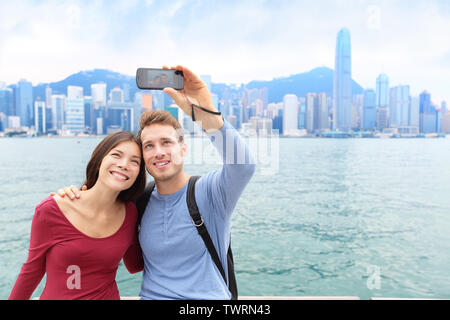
[134,66,256,299]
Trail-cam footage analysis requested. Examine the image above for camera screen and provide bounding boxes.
[146,70,174,87]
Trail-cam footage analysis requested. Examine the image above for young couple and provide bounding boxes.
[9,66,256,300]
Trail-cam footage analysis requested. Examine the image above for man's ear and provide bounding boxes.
[181,142,188,157]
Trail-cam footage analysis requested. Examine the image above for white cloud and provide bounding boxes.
[0,0,448,102]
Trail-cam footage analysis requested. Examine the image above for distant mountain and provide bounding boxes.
[245,67,364,103]
[33,69,138,101]
[32,67,364,104]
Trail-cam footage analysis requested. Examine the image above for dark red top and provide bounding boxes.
[9,196,144,300]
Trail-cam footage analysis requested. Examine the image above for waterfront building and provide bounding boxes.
[123,83,131,102]
[441,101,447,114]
[247,106,256,119]
[0,88,14,117]
[150,90,165,110]
[232,105,242,129]
[436,108,442,133]
[376,107,389,130]
[409,96,420,128]
[66,98,85,135]
[255,99,263,116]
[0,112,6,132]
[273,113,283,134]
[317,93,329,132]
[249,116,272,135]
[260,87,269,111]
[422,111,437,133]
[362,89,377,130]
[226,114,237,128]
[8,116,20,129]
[51,95,66,131]
[34,100,46,134]
[376,74,389,109]
[283,94,299,135]
[305,93,316,133]
[45,86,52,109]
[333,28,352,131]
[67,86,83,100]
[15,80,33,127]
[441,111,450,133]
[389,85,410,127]
[91,83,107,105]
[352,94,364,130]
[134,92,152,112]
[298,101,306,130]
[107,102,137,132]
[84,96,93,133]
[109,87,124,104]
[419,91,436,133]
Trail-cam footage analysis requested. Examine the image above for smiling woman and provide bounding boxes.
[83,131,146,202]
[8,131,146,300]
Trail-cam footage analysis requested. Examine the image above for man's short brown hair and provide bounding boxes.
[137,110,184,143]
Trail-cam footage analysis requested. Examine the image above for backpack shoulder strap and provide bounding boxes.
[186,176,228,284]
[136,181,156,232]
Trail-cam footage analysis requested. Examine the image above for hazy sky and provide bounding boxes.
[0,0,449,104]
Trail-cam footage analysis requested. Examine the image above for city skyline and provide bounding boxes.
[0,0,449,104]
[2,64,448,137]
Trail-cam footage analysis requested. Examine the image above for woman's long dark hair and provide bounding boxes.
[83,131,146,202]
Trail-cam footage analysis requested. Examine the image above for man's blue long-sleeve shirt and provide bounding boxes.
[139,120,256,300]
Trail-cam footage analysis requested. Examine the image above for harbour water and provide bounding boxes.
[1,136,450,299]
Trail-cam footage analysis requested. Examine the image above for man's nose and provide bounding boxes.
[153,144,166,157]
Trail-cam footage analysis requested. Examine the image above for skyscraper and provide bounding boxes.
[109,87,124,104]
[0,88,14,117]
[333,28,352,131]
[91,83,107,105]
[389,85,410,127]
[317,93,329,132]
[15,80,33,127]
[409,96,420,128]
[376,74,389,109]
[34,100,46,134]
[45,86,52,108]
[283,94,298,135]
[51,94,66,131]
[419,91,436,133]
[68,86,83,100]
[66,86,85,135]
[362,89,377,130]
[305,93,316,132]
[441,101,447,114]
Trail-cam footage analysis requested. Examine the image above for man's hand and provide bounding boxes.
[162,65,224,132]
[50,185,87,200]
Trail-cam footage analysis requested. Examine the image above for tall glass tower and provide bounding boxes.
[376,74,389,108]
[16,80,33,127]
[333,28,352,131]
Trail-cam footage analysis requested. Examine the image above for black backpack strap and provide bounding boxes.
[136,181,156,233]
[186,175,237,300]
